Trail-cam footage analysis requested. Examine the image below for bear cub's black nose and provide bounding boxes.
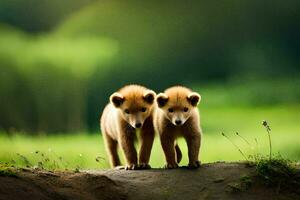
[135,123,142,128]
[175,120,182,125]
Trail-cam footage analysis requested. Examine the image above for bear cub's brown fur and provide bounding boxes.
[154,86,202,169]
[100,85,156,170]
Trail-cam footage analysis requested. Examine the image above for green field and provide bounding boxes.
[0,0,299,173]
[1,104,299,170]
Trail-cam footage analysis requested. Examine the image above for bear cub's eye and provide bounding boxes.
[124,109,130,114]
[168,108,174,113]
[141,107,147,112]
[183,107,189,112]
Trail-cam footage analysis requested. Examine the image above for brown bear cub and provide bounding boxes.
[154,86,202,169]
[100,85,156,170]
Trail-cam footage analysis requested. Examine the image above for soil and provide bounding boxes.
[0,162,299,200]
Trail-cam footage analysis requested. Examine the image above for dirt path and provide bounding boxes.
[0,162,299,200]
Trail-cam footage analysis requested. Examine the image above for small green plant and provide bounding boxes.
[16,153,33,168]
[262,120,272,160]
[74,153,85,172]
[11,149,74,171]
[221,132,248,161]
[235,132,251,146]
[256,156,296,186]
[227,175,252,193]
[240,175,252,189]
[222,120,297,190]
[95,155,105,163]
[0,164,17,177]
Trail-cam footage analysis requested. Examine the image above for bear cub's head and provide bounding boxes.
[156,86,201,126]
[110,85,156,129]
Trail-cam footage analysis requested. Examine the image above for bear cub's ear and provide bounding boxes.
[187,92,201,107]
[143,90,156,104]
[156,93,169,107]
[110,92,124,107]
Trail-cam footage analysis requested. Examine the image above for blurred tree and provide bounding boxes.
[0,0,96,32]
[0,0,300,132]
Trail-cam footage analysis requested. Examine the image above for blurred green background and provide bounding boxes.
[0,0,299,169]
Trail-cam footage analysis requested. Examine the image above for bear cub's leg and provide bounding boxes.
[103,133,121,167]
[160,133,178,169]
[119,127,138,170]
[138,119,155,169]
[185,133,201,168]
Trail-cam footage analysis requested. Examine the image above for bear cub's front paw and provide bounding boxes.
[188,160,201,169]
[164,162,179,169]
[139,163,151,169]
[125,164,138,170]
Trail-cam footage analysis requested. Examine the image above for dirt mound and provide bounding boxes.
[0,170,125,200]
[0,162,299,200]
